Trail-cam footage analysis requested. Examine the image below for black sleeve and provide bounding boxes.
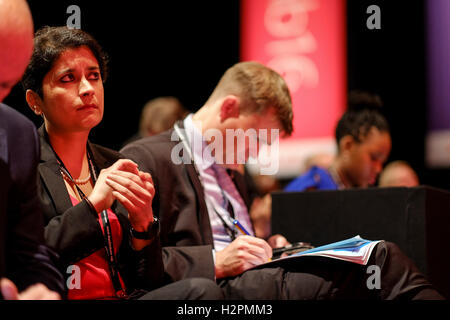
[162,246,216,282]
[115,203,165,292]
[43,198,104,267]
[6,123,65,296]
[121,141,216,282]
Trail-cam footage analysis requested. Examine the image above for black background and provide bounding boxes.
[4,0,450,190]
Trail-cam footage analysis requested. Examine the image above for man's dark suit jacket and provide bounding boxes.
[121,123,255,282]
[121,122,445,299]
[0,103,64,296]
[37,126,164,294]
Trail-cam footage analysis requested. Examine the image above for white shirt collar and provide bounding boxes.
[183,114,215,170]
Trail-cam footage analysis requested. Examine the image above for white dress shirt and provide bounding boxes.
[182,114,254,251]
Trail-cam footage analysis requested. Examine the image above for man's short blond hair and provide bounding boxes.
[207,61,293,136]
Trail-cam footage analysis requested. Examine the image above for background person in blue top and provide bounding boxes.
[285,91,392,191]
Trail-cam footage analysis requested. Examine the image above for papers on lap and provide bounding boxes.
[254,235,383,269]
[290,235,382,265]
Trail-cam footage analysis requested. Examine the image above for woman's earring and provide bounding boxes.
[33,106,41,115]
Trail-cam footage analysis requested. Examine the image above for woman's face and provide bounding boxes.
[38,46,104,133]
[344,127,392,187]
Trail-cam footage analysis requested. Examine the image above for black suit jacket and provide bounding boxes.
[38,126,164,294]
[121,122,254,282]
[0,104,64,296]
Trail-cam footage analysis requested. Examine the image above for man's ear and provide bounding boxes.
[219,95,240,123]
[26,89,43,116]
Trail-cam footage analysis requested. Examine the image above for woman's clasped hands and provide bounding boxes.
[88,159,155,234]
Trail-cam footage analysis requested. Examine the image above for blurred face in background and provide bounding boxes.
[341,127,392,187]
[378,162,419,187]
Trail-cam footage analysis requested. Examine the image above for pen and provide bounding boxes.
[229,217,271,261]
[232,219,251,236]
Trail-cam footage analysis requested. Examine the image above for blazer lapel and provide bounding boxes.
[0,127,6,166]
[38,126,73,214]
[87,141,118,173]
[185,162,214,246]
[37,126,118,214]
[174,122,214,246]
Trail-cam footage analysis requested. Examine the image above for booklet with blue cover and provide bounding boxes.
[256,235,383,269]
[290,235,382,265]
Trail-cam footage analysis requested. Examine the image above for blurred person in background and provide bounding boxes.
[285,91,391,191]
[247,171,281,240]
[250,152,334,239]
[123,96,188,146]
[301,152,335,175]
[378,160,419,187]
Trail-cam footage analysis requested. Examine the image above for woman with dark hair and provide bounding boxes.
[285,91,392,191]
[22,26,223,300]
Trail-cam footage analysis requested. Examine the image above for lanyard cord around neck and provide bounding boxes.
[174,124,237,241]
[46,132,127,298]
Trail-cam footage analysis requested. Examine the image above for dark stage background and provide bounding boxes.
[5,0,241,149]
[5,0,450,191]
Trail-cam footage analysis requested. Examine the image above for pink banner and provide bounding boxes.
[241,0,346,141]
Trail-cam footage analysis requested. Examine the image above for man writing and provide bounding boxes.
[122,62,443,299]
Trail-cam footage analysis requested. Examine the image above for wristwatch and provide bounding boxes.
[130,216,160,240]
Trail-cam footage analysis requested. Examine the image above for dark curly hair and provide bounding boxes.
[21,26,108,97]
[335,90,390,149]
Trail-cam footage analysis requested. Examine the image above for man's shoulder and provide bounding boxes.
[0,104,39,183]
[120,128,189,183]
[121,129,176,154]
[120,128,182,169]
[0,103,35,132]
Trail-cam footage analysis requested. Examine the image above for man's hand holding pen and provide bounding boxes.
[214,216,293,279]
[214,235,273,279]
